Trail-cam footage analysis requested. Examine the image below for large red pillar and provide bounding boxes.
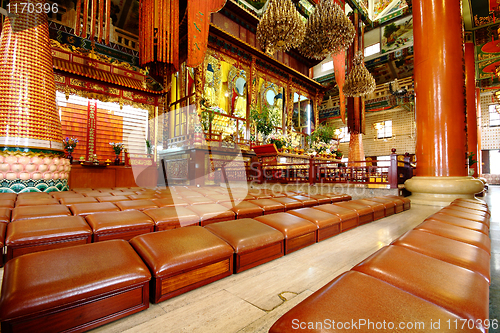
[405,0,483,205]
[465,39,479,177]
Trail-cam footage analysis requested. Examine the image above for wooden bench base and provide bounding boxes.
[285,231,316,254]
[235,241,283,273]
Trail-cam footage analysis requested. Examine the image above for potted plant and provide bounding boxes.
[249,105,278,142]
[62,137,79,164]
[109,142,124,165]
[309,124,336,144]
[467,152,477,176]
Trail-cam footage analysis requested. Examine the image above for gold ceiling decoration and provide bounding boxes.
[343,51,376,97]
[299,0,355,60]
[256,0,306,55]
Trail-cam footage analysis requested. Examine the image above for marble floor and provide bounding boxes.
[485,186,500,333]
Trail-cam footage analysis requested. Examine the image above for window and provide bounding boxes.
[489,105,500,127]
[321,61,334,72]
[364,43,381,57]
[376,120,392,139]
[339,127,350,143]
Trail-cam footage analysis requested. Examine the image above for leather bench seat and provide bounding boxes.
[93,187,115,192]
[334,201,374,224]
[0,240,151,333]
[96,195,130,203]
[143,207,200,231]
[220,201,264,219]
[183,197,215,205]
[313,204,358,232]
[152,197,189,208]
[186,204,236,226]
[114,199,159,211]
[426,213,489,235]
[453,198,488,207]
[5,216,92,261]
[0,199,14,209]
[178,191,205,198]
[441,206,490,220]
[308,194,332,205]
[269,192,287,198]
[205,219,284,273]
[109,191,137,197]
[250,193,273,199]
[269,270,481,333]
[353,245,489,324]
[269,197,303,211]
[435,208,490,227]
[0,222,6,267]
[320,193,347,203]
[85,210,154,241]
[354,199,386,220]
[128,193,160,200]
[209,194,233,203]
[71,188,94,192]
[15,197,60,206]
[82,191,113,197]
[385,195,411,210]
[450,201,490,215]
[375,196,404,213]
[249,199,285,215]
[50,191,84,199]
[289,207,342,242]
[364,197,397,216]
[16,192,51,199]
[0,193,16,201]
[392,230,490,283]
[59,196,99,205]
[288,195,318,207]
[130,226,233,303]
[415,219,491,253]
[0,209,10,223]
[11,205,71,222]
[69,202,120,217]
[255,213,317,254]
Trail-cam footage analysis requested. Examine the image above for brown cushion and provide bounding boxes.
[313,204,358,221]
[69,202,120,216]
[114,200,159,211]
[93,188,115,192]
[0,221,6,248]
[0,193,17,201]
[50,192,84,199]
[130,226,234,277]
[128,194,159,200]
[355,199,385,213]
[255,213,317,239]
[209,194,234,203]
[151,198,189,208]
[179,191,205,198]
[0,240,151,321]
[438,209,490,226]
[16,192,51,199]
[453,198,488,208]
[441,206,490,220]
[364,197,397,215]
[415,219,491,253]
[205,218,283,253]
[15,198,60,207]
[11,205,71,222]
[183,197,215,205]
[289,208,341,229]
[451,202,490,214]
[0,208,11,223]
[220,201,264,219]
[334,201,374,217]
[353,245,489,323]
[0,200,14,209]
[269,270,480,333]
[288,195,318,207]
[426,213,489,235]
[186,204,235,225]
[85,211,154,240]
[269,192,286,198]
[393,230,490,282]
[71,188,94,192]
[385,195,411,210]
[82,191,113,197]
[250,193,272,199]
[268,197,303,211]
[308,194,332,205]
[59,197,99,206]
[143,207,200,230]
[96,195,130,203]
[248,199,285,214]
[109,191,137,197]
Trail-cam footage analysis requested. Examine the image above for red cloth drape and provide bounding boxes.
[332,50,346,123]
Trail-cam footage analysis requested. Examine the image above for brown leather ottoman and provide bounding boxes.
[441,206,490,221]
[255,213,317,254]
[453,198,488,207]
[209,194,233,203]
[69,202,120,217]
[205,219,284,273]
[385,195,411,210]
[152,197,189,208]
[50,191,84,199]
[128,194,160,200]
[17,192,51,199]
[308,194,332,205]
[334,201,374,224]
[0,240,151,333]
[288,195,318,207]
[0,208,11,223]
[269,197,303,211]
[0,193,16,201]
[5,216,92,261]
[109,191,137,196]
[220,201,264,219]
[313,204,359,232]
[82,191,113,197]
[184,197,215,205]
[353,245,489,324]
[393,230,490,282]
[355,199,386,220]
[426,212,489,235]
[451,201,490,214]
[415,219,491,253]
[269,192,287,198]
[365,197,397,216]
[289,208,342,242]
[143,207,200,231]
[130,226,234,303]
[0,199,14,209]
[11,205,72,222]
[0,222,6,267]
[114,199,159,211]
[269,270,480,333]
[59,197,99,206]
[186,204,236,226]
[15,197,60,207]
[85,211,154,242]
[250,193,273,199]
[249,199,285,215]
[96,195,130,203]
[438,208,490,227]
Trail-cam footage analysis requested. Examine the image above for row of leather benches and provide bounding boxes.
[0,194,410,332]
[269,198,491,333]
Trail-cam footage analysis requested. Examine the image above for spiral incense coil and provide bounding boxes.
[343,51,376,97]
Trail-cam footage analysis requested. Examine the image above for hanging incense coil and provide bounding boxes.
[299,0,355,60]
[343,51,376,97]
[256,0,306,55]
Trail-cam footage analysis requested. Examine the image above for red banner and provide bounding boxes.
[86,101,97,160]
[332,50,346,124]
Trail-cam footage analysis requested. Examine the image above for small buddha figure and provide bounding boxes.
[203,64,216,107]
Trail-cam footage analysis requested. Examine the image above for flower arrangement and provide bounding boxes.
[63,137,79,152]
[268,133,287,149]
[309,124,336,144]
[109,142,124,155]
[249,105,279,139]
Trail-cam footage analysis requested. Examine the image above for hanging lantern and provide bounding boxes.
[343,51,376,97]
[256,0,306,55]
[299,0,355,60]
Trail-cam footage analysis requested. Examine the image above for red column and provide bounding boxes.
[414,0,466,177]
[465,40,479,177]
[476,88,482,175]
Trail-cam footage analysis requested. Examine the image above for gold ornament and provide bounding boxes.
[300,0,355,60]
[343,51,376,97]
[256,0,306,55]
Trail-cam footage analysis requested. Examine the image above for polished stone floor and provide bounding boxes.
[485,186,500,333]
